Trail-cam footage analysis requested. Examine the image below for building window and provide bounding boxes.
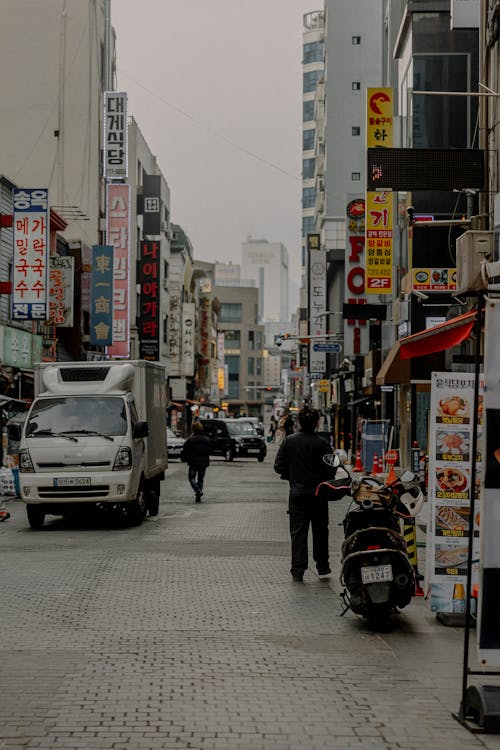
[224,330,240,348]
[303,100,315,122]
[352,81,361,91]
[351,172,361,181]
[303,41,323,64]
[163,315,169,344]
[352,36,361,45]
[303,128,315,151]
[303,69,323,93]
[302,187,316,208]
[226,355,240,398]
[351,127,360,136]
[256,358,262,376]
[248,330,254,350]
[248,358,255,376]
[219,303,242,323]
[302,216,315,235]
[302,157,316,179]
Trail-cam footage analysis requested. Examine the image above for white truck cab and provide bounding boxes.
[15,360,168,529]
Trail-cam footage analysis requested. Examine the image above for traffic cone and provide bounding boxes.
[386,463,397,484]
[353,449,363,472]
[371,453,380,475]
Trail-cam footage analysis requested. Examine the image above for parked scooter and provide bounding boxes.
[316,456,423,624]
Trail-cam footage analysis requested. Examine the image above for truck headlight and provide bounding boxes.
[113,446,132,470]
[19,449,34,473]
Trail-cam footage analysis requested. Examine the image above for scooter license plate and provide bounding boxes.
[361,564,393,584]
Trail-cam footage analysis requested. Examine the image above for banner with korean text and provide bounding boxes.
[90,245,114,347]
[103,91,128,180]
[48,256,74,327]
[181,303,195,376]
[344,196,368,355]
[12,188,49,321]
[138,241,160,361]
[307,233,326,376]
[427,371,482,616]
[366,88,393,295]
[106,184,130,357]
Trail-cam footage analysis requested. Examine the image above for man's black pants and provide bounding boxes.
[288,495,329,578]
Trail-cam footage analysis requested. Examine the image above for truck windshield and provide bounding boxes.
[26,396,128,438]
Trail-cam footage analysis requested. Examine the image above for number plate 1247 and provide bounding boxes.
[361,564,393,584]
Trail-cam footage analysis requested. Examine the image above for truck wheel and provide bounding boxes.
[127,488,147,526]
[258,453,265,462]
[27,505,45,529]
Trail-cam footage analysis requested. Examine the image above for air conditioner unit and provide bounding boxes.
[455,230,494,294]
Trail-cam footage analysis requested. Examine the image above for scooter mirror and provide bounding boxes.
[399,470,415,483]
[323,454,340,468]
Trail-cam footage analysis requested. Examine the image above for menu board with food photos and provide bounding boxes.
[427,372,483,615]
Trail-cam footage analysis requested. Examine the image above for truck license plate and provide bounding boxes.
[54,477,91,487]
[361,564,393,584]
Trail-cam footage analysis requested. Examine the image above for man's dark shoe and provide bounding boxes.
[317,567,331,578]
[292,574,304,582]
[195,493,201,503]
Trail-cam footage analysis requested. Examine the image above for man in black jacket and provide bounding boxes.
[180,421,211,502]
[274,406,332,582]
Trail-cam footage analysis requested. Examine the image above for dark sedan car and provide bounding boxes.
[199,418,266,462]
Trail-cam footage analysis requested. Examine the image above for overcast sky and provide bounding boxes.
[112,0,321,302]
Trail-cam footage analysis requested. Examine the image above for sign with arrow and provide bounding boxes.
[313,342,342,353]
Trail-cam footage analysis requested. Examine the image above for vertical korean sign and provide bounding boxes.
[308,233,326,376]
[103,91,128,180]
[90,245,114,346]
[427,371,482,616]
[181,303,195,376]
[366,88,393,295]
[479,301,500,665]
[106,184,130,357]
[48,256,74,327]
[344,196,368,355]
[138,241,160,361]
[12,188,49,321]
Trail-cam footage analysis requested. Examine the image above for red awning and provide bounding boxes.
[399,309,476,360]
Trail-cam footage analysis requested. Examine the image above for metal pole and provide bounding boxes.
[103,0,112,92]
[458,293,483,720]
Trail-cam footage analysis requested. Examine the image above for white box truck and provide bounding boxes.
[13,360,168,529]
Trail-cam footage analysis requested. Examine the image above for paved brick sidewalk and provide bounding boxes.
[1,448,499,750]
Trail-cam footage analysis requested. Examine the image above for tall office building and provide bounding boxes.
[301,11,326,269]
[241,238,289,322]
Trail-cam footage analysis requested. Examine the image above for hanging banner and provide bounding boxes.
[106,184,130,357]
[138,241,160,361]
[366,88,393,295]
[344,195,368,355]
[181,303,195,375]
[103,91,128,180]
[90,245,114,346]
[308,244,326,375]
[12,188,49,321]
[48,256,74,327]
[479,301,500,665]
[427,371,482,616]
[143,174,162,236]
[365,190,393,294]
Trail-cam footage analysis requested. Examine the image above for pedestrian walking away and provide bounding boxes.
[180,421,211,502]
[273,405,334,582]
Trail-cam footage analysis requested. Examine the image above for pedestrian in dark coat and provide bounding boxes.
[274,406,333,582]
[180,421,211,502]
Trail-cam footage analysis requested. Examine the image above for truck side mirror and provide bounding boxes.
[7,424,22,442]
[133,421,149,439]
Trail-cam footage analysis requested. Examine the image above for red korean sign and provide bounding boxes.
[344,194,368,356]
[48,256,74,327]
[366,190,393,295]
[138,241,160,361]
[12,188,49,321]
[106,184,130,357]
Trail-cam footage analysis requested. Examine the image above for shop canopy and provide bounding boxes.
[399,309,477,360]
[376,308,477,386]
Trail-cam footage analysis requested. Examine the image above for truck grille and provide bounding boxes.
[59,367,110,382]
[36,461,110,469]
[37,485,110,499]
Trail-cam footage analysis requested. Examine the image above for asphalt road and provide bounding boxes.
[1,445,500,750]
